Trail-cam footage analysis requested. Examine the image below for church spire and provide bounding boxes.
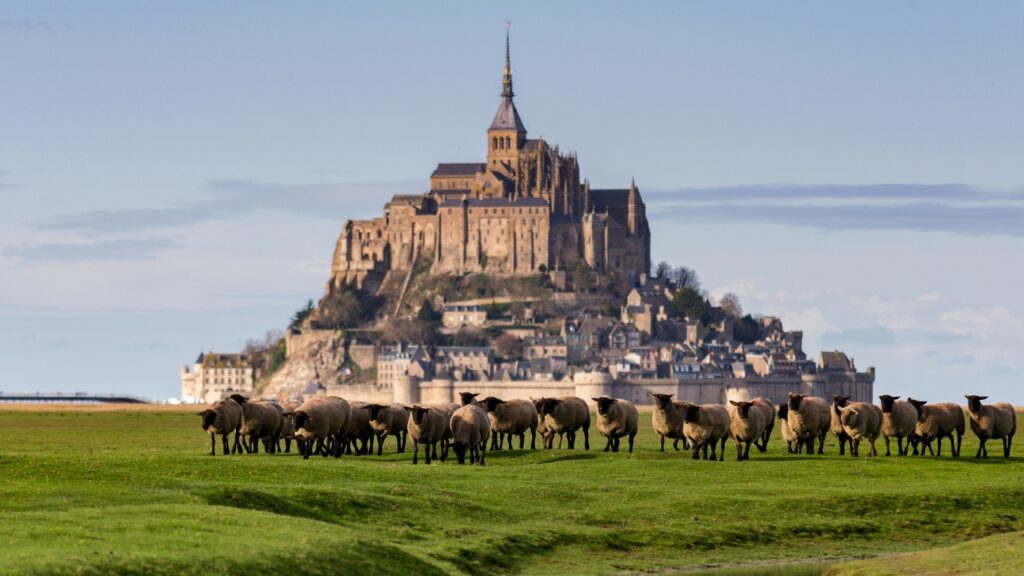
[502,21,514,98]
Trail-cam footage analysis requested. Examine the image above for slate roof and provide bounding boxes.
[489,97,527,132]
[589,189,630,226]
[439,197,548,208]
[431,163,485,177]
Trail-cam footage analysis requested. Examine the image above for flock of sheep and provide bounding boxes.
[196,392,1018,464]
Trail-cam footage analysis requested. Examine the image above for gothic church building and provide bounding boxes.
[331,33,651,290]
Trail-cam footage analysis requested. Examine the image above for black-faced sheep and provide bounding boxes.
[729,400,766,461]
[965,395,1016,458]
[450,403,490,465]
[198,398,243,456]
[592,397,639,453]
[830,395,852,456]
[230,395,284,455]
[406,404,452,465]
[649,392,688,451]
[878,395,917,456]
[906,398,964,457]
[343,401,374,456]
[786,394,830,455]
[366,403,409,455]
[480,397,539,450]
[681,403,730,461]
[290,396,352,460]
[536,396,591,450]
[838,402,883,457]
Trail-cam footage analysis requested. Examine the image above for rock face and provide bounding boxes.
[262,331,345,400]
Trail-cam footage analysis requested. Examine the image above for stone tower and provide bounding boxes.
[487,27,526,175]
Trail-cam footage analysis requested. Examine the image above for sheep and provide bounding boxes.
[830,395,852,456]
[728,400,766,461]
[776,404,799,454]
[344,401,375,456]
[230,395,284,454]
[786,394,830,455]
[838,402,883,457]
[536,396,591,450]
[459,391,480,406]
[289,396,352,460]
[480,397,539,450]
[681,403,730,461]
[906,398,965,457]
[592,397,639,453]
[965,395,1017,458]
[406,404,453,465]
[366,403,409,455]
[450,403,490,465]
[750,397,775,453]
[878,395,917,456]
[649,392,688,452]
[197,397,243,456]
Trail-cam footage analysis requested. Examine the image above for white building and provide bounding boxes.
[181,352,255,404]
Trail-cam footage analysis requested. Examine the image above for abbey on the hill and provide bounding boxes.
[330,32,651,290]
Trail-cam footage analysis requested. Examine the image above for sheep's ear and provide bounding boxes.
[892,395,900,400]
[729,400,738,406]
[979,396,988,401]
[591,397,600,402]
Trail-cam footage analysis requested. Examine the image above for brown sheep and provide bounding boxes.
[290,396,352,460]
[592,397,639,453]
[649,392,688,451]
[230,395,284,455]
[878,395,917,456]
[198,398,243,456]
[450,404,490,465]
[830,395,852,456]
[406,404,452,465]
[787,394,830,455]
[838,402,883,457]
[344,401,374,456]
[536,397,591,450]
[366,403,409,455]
[907,398,965,457]
[681,403,730,461]
[729,400,766,461]
[777,404,799,454]
[965,395,1016,458]
[750,397,775,453]
[480,397,539,450]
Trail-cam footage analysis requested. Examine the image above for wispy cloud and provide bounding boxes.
[35,179,423,236]
[3,238,177,262]
[647,184,1024,237]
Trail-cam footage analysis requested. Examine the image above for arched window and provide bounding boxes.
[492,136,498,150]
[505,136,511,149]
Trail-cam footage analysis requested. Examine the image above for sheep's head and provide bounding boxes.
[459,392,480,406]
[650,392,674,410]
[229,394,248,405]
[293,411,311,430]
[907,398,928,422]
[879,395,900,413]
[198,410,216,431]
[682,404,701,423]
[366,404,386,422]
[730,400,754,419]
[787,393,807,410]
[481,397,504,413]
[592,397,616,416]
[831,395,850,415]
[409,406,431,425]
[840,406,860,428]
[965,395,987,414]
[538,398,561,416]
[777,404,789,420]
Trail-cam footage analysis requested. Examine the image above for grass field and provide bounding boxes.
[0,407,1022,575]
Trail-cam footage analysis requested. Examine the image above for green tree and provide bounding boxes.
[600,302,615,317]
[416,299,439,322]
[673,286,710,323]
[289,299,315,330]
[573,262,591,294]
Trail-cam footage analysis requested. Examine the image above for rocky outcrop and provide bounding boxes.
[262,331,346,400]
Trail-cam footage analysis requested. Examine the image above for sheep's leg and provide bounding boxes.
[629,432,636,453]
[884,436,892,457]
[976,438,985,458]
[719,437,726,461]
[480,440,487,466]
[613,436,620,452]
[691,439,704,460]
[583,425,591,451]
[735,438,743,461]
[530,427,536,450]
[673,437,681,451]
[818,432,827,455]
[956,432,963,458]
[399,430,407,453]
[567,430,575,450]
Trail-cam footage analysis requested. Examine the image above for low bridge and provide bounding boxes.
[0,393,150,404]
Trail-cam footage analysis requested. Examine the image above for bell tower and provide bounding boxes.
[487,23,527,171]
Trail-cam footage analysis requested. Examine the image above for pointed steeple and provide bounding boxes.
[502,21,514,98]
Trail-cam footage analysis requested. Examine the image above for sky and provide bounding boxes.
[2,2,1022,402]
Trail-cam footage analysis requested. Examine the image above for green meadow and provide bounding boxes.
[0,408,1021,575]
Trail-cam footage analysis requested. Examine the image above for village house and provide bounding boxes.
[377,344,432,389]
[180,352,255,404]
[442,304,488,328]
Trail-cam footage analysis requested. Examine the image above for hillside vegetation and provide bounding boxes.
[0,409,1022,575]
